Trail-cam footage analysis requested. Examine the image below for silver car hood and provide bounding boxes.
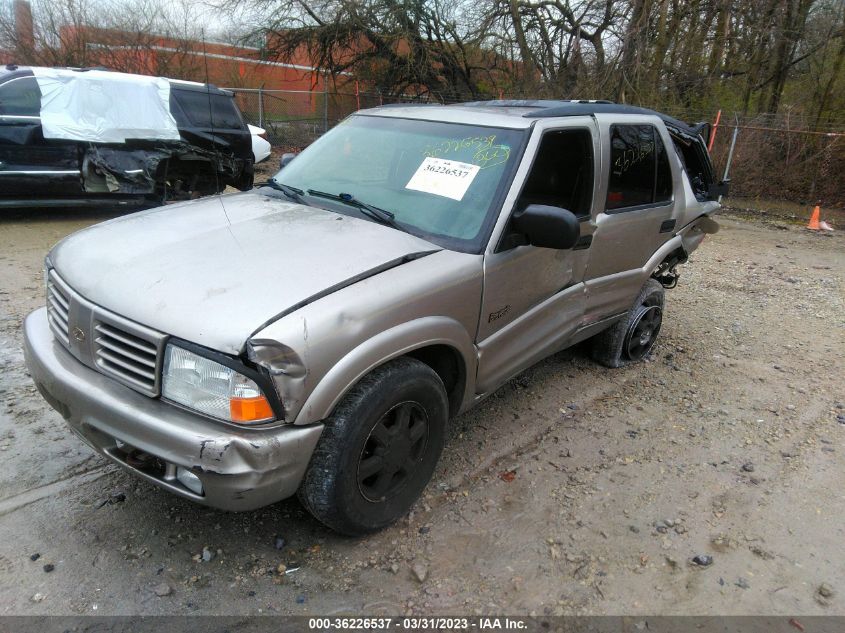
[50,192,440,354]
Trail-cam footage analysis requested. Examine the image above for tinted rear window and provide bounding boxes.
[606,124,673,210]
[172,90,244,129]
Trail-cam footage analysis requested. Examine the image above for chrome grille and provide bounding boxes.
[45,269,166,397]
[94,321,160,395]
[46,275,70,346]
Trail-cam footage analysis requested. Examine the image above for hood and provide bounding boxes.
[51,192,440,354]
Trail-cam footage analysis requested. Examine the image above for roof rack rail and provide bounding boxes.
[376,102,442,108]
[525,103,656,118]
[461,99,615,108]
[57,66,110,72]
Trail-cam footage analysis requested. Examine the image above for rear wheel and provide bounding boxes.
[624,304,662,361]
[298,357,448,535]
[590,279,665,368]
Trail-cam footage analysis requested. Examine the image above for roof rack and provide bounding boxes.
[376,102,441,109]
[514,102,702,137]
[58,66,110,72]
[367,98,705,138]
[525,102,657,118]
[462,99,615,109]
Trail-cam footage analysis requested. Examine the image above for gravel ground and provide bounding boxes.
[0,205,843,616]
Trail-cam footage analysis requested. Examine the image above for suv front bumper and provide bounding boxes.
[23,308,323,511]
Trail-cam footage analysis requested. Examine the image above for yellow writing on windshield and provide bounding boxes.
[424,135,511,169]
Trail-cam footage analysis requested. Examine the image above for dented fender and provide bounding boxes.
[293,317,477,425]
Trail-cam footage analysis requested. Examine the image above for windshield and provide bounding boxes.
[269,115,527,252]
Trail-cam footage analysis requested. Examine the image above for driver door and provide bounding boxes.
[475,119,599,394]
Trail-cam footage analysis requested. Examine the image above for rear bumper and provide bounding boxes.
[23,307,323,511]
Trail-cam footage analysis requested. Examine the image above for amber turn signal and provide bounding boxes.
[230,396,275,423]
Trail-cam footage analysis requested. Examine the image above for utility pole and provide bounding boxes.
[323,70,329,133]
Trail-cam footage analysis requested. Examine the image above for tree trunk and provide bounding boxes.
[766,0,813,113]
[618,0,652,101]
[707,0,731,79]
[813,12,845,129]
[741,0,780,113]
[646,0,671,98]
[508,0,537,86]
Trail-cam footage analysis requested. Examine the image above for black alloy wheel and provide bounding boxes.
[357,401,429,502]
[624,304,663,361]
[298,357,448,535]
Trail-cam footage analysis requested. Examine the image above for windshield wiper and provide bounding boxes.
[264,179,306,204]
[306,189,400,229]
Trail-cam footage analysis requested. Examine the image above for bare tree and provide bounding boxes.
[242,0,500,99]
[0,0,206,79]
[4,0,843,124]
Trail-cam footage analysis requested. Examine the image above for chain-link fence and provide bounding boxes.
[228,87,845,212]
[706,113,844,212]
[229,87,423,150]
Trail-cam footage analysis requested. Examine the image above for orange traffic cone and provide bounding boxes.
[807,205,821,230]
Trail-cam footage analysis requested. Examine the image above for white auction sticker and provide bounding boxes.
[405,157,480,201]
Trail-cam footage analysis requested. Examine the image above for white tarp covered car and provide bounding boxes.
[32,68,181,143]
[0,65,254,208]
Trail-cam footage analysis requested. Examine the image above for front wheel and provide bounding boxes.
[298,357,448,535]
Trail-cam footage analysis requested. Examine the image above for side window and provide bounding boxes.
[517,128,594,218]
[0,77,41,116]
[209,95,244,129]
[172,91,244,129]
[606,124,673,211]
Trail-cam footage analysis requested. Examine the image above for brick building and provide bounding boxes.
[2,0,337,90]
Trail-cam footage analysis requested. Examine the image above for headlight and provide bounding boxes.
[162,344,276,424]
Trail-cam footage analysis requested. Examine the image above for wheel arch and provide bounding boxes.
[292,316,476,426]
[405,344,466,417]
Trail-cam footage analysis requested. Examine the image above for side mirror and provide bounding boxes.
[511,204,580,250]
[279,152,297,169]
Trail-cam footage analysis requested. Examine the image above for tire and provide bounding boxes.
[590,278,665,368]
[298,357,449,535]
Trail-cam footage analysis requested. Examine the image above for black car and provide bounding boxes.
[0,65,254,208]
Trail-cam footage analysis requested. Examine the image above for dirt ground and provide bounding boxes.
[0,204,843,616]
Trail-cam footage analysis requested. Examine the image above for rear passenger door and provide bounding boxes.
[582,116,676,321]
[170,89,250,157]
